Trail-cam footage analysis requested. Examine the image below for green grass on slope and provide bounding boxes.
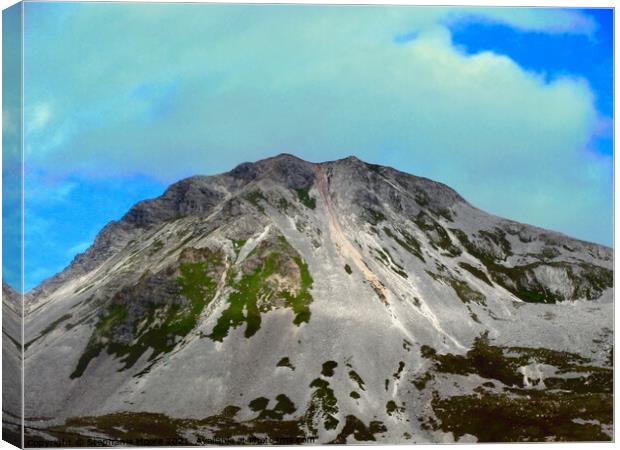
[295,188,316,209]
[71,260,219,378]
[208,255,277,341]
[418,333,612,442]
[208,237,314,342]
[430,390,612,442]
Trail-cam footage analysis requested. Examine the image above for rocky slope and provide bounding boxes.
[11,154,613,444]
[2,283,22,447]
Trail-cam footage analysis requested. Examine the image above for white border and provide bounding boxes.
[0,2,615,450]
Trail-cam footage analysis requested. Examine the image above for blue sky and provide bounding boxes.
[3,5,613,290]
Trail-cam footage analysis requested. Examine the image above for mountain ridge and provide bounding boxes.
[13,153,613,443]
[26,153,608,300]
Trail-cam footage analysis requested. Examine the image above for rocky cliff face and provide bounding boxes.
[14,154,613,443]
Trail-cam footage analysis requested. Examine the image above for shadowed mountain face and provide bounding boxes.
[15,154,612,444]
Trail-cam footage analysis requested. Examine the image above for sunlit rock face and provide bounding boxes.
[15,154,612,444]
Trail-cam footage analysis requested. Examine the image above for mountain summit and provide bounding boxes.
[13,154,613,443]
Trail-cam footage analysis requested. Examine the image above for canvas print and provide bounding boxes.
[2,2,614,447]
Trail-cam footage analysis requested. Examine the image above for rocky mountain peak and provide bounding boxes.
[15,153,614,444]
[230,153,317,190]
[20,154,567,298]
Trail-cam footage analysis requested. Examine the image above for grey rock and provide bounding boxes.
[12,154,613,443]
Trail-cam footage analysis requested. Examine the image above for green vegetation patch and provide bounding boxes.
[27,313,73,349]
[245,190,268,213]
[448,278,486,305]
[150,239,164,254]
[420,332,612,392]
[363,207,386,225]
[450,229,612,303]
[71,305,128,378]
[330,415,387,443]
[295,188,316,209]
[348,370,366,391]
[412,371,433,390]
[458,262,493,286]
[232,239,247,257]
[282,257,313,326]
[421,333,613,441]
[321,360,338,377]
[420,334,523,387]
[431,390,612,442]
[277,197,292,213]
[373,246,408,279]
[208,236,314,342]
[306,378,339,432]
[72,252,223,378]
[386,400,405,416]
[413,212,461,257]
[425,271,486,305]
[344,264,353,275]
[249,394,297,420]
[276,357,295,370]
[208,257,274,341]
[383,227,425,263]
[392,361,405,380]
[45,407,310,445]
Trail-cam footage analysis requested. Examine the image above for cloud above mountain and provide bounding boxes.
[13,4,613,288]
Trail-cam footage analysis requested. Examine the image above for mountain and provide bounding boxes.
[3,283,22,448]
[11,154,613,444]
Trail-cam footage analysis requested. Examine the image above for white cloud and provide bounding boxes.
[444,8,598,36]
[22,5,611,244]
[27,102,52,132]
[2,108,18,136]
[24,175,77,205]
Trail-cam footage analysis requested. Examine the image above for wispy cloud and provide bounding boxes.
[67,241,90,257]
[19,3,612,256]
[444,8,598,36]
[27,102,52,132]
